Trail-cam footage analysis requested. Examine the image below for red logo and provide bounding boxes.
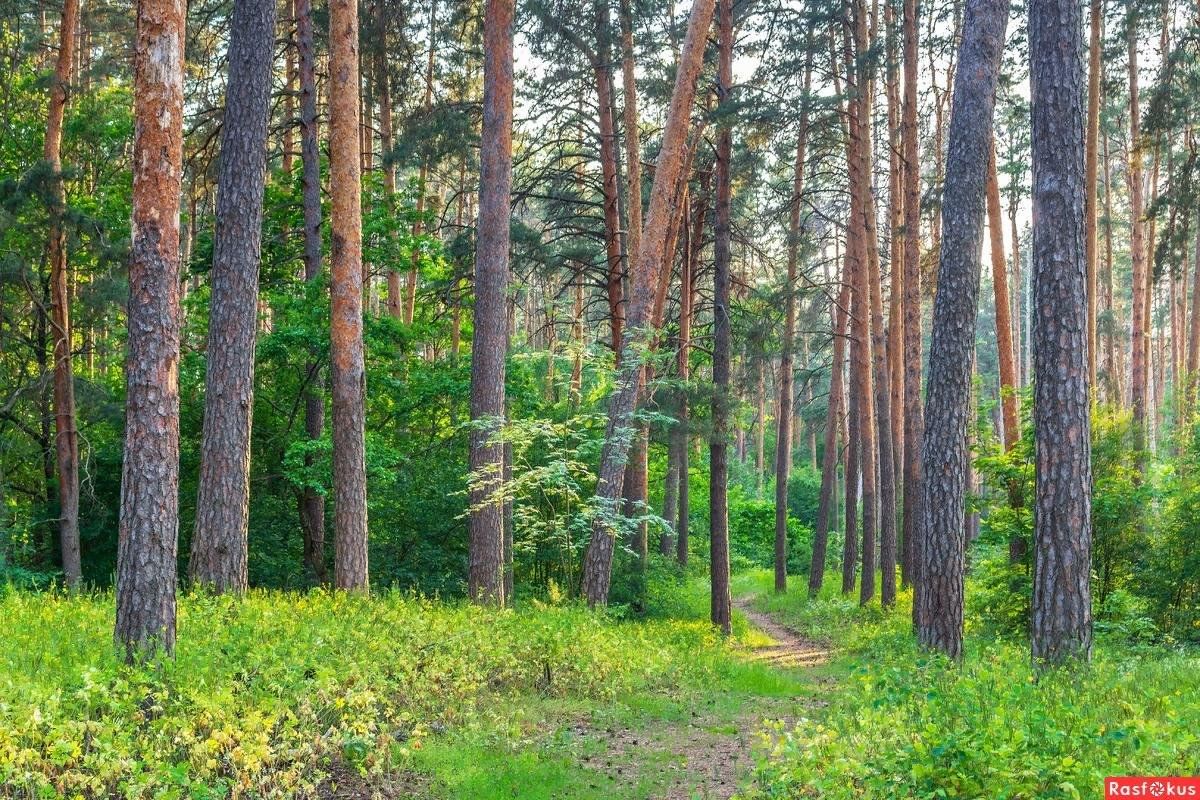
[1107,778,1200,798]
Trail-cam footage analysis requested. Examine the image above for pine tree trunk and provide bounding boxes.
[901,0,923,594]
[329,0,369,590]
[404,4,438,325]
[1084,0,1101,392]
[115,0,185,661]
[709,0,734,634]
[987,146,1019,451]
[190,0,277,593]
[296,0,326,583]
[619,0,641,266]
[579,0,716,604]
[594,3,624,357]
[468,0,514,606]
[45,0,81,589]
[775,60,811,594]
[809,283,850,596]
[843,17,877,606]
[1128,18,1148,442]
[917,0,1008,659]
[1029,0,1092,665]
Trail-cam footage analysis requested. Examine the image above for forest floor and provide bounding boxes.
[358,580,836,800]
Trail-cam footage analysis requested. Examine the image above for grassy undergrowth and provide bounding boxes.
[735,571,1200,800]
[0,578,806,799]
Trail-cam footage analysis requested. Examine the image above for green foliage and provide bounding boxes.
[726,488,813,575]
[785,465,822,531]
[739,572,1200,800]
[0,585,747,798]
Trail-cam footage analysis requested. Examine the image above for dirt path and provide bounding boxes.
[733,596,833,669]
[586,594,833,800]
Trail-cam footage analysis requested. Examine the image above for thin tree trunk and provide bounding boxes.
[775,55,812,593]
[404,2,437,324]
[709,0,734,635]
[1029,0,1092,665]
[1128,15,1148,442]
[329,0,369,590]
[810,283,850,596]
[1084,0,1101,393]
[115,0,185,661]
[987,145,1019,450]
[190,0,277,592]
[901,0,922,594]
[843,15,878,606]
[468,0,514,606]
[619,0,641,266]
[296,0,326,583]
[579,0,717,604]
[45,0,81,589]
[917,0,1008,660]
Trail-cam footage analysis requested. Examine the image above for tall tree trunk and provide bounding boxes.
[297,0,326,583]
[1128,14,1148,443]
[987,146,1019,450]
[775,57,812,593]
[809,283,850,596]
[190,0,277,593]
[329,0,369,590]
[855,0,896,607]
[45,0,81,589]
[901,0,922,594]
[676,187,705,566]
[283,0,296,175]
[1029,0,1092,665]
[917,0,1008,660]
[468,0,514,606]
[594,3,625,356]
[404,2,437,324]
[115,0,185,661]
[1084,0,1101,393]
[579,0,717,605]
[885,0,905,537]
[619,0,641,266]
[843,16,878,606]
[709,0,734,634]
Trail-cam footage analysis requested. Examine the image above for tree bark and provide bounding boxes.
[917,0,1008,659]
[115,0,185,661]
[297,0,326,583]
[1128,15,1148,442]
[1029,0,1092,665]
[404,2,438,324]
[45,0,81,589]
[809,282,849,596]
[468,0,514,606]
[901,0,922,595]
[775,57,812,594]
[1084,0,1101,394]
[190,0,277,593]
[709,0,734,634]
[579,0,717,605]
[619,0,641,267]
[843,16,877,605]
[987,145,1019,451]
[329,0,369,590]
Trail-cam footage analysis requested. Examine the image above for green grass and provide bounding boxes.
[0,580,811,799]
[733,570,1200,800]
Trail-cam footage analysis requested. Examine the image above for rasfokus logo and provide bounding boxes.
[1106,778,1200,798]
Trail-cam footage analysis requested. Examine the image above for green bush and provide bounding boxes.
[786,465,823,531]
[727,491,813,575]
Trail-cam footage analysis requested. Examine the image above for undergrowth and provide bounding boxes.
[735,571,1200,800]
[0,585,748,799]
